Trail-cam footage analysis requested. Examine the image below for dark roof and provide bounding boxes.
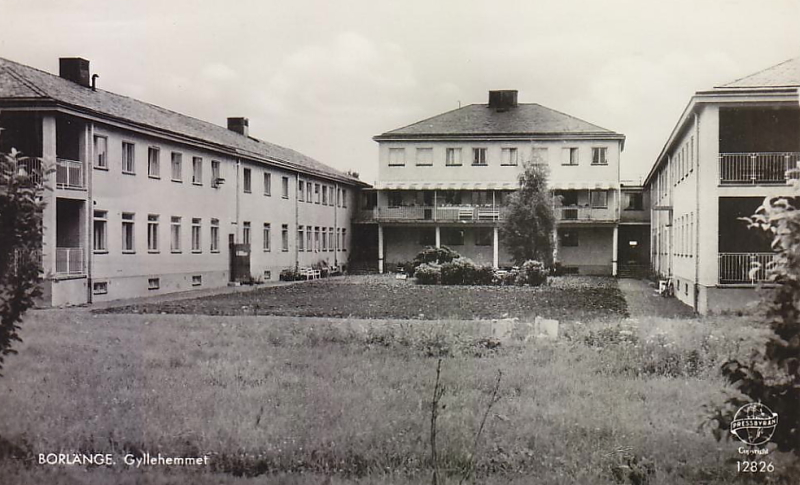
[0,57,364,186]
[375,103,623,139]
[716,57,800,89]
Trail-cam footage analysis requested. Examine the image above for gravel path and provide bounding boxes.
[616,278,696,319]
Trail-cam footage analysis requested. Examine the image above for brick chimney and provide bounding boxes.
[488,90,518,111]
[59,58,91,88]
[227,117,249,137]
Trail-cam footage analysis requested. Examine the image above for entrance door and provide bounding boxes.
[229,240,251,283]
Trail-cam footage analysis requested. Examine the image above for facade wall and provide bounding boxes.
[558,227,614,275]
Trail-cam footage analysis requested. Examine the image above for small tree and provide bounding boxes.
[0,147,45,376]
[499,161,556,265]
[708,170,800,455]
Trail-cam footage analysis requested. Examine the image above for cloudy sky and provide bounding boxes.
[1,0,798,183]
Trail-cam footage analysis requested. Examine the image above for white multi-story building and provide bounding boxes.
[645,57,800,314]
[354,90,629,275]
[0,57,366,306]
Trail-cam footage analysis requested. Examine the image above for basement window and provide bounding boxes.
[192,275,202,287]
[92,281,108,295]
[148,278,160,290]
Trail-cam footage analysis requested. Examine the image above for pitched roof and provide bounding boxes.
[716,57,800,89]
[0,57,364,185]
[375,103,623,139]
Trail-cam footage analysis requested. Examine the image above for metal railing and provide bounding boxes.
[719,152,800,184]
[55,247,84,275]
[557,206,615,222]
[16,157,44,186]
[356,205,504,222]
[56,158,84,189]
[718,252,774,284]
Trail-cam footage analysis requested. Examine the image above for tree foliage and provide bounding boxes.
[499,162,556,266]
[0,147,44,376]
[708,170,800,455]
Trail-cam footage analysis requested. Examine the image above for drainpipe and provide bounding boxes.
[333,181,338,267]
[86,122,94,303]
[295,173,300,270]
[235,159,240,243]
[694,112,701,313]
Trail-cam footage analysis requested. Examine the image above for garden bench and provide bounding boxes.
[299,267,321,280]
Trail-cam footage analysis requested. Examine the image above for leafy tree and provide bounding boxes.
[0,147,44,376]
[499,161,556,266]
[708,171,800,455]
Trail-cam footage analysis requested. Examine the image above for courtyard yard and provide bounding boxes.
[0,276,796,484]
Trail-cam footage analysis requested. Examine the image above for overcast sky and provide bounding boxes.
[1,0,798,184]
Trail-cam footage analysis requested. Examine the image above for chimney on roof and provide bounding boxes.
[59,58,91,88]
[488,90,518,111]
[227,117,249,137]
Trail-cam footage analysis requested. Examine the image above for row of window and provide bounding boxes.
[92,275,202,296]
[298,180,348,208]
[652,214,694,258]
[387,146,608,167]
[94,211,222,254]
[653,135,696,203]
[94,136,346,202]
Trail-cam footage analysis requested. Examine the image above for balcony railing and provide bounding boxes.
[557,206,615,222]
[56,158,84,189]
[55,247,84,275]
[16,157,44,186]
[718,252,774,284]
[356,205,503,223]
[719,152,800,185]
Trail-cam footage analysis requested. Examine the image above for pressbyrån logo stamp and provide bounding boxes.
[730,402,778,447]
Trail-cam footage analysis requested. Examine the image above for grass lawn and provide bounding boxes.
[101,275,628,323]
[1,295,795,484]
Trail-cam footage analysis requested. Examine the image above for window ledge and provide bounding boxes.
[93,250,109,255]
[122,171,136,176]
[122,251,136,254]
[149,175,161,179]
[94,166,108,171]
[148,250,160,254]
[171,179,183,183]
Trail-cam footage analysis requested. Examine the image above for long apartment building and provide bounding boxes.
[0,57,366,306]
[644,57,800,314]
[353,90,634,275]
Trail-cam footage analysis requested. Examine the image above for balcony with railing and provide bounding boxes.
[718,252,775,284]
[557,206,616,223]
[56,158,84,189]
[356,205,503,223]
[55,247,85,276]
[719,153,800,185]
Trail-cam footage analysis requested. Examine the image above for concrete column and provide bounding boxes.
[41,114,57,283]
[492,226,499,269]
[612,225,619,276]
[377,224,384,274]
[435,226,441,248]
[552,227,559,263]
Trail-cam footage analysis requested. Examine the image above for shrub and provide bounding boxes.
[440,258,494,285]
[412,246,460,269]
[414,263,441,285]
[515,260,548,286]
[279,268,300,281]
[492,269,518,286]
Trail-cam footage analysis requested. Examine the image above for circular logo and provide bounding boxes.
[730,402,778,446]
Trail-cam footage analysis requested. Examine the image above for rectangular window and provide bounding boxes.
[445,148,462,166]
[192,275,202,287]
[341,228,347,251]
[94,135,107,168]
[93,210,108,252]
[591,147,608,165]
[500,148,518,166]
[148,278,160,290]
[475,227,493,246]
[147,215,159,252]
[298,227,304,251]
[306,226,312,253]
[625,193,643,211]
[148,147,160,178]
[322,227,328,251]
[298,180,305,201]
[532,147,549,165]
[281,224,289,252]
[388,148,406,166]
[243,221,251,246]
[243,168,252,193]
[314,227,320,251]
[122,142,135,174]
[562,147,579,166]
[328,227,334,251]
[472,148,487,166]
[561,230,579,247]
[322,185,328,205]
[122,212,135,253]
[170,217,182,253]
[263,223,271,251]
[211,160,221,185]
[191,218,201,253]
[442,228,465,246]
[263,172,271,196]
[590,191,608,208]
[92,281,108,295]
[315,183,320,204]
[171,152,182,181]
[210,218,219,252]
[306,182,312,203]
[192,157,202,185]
[282,176,289,199]
[342,189,347,208]
[416,147,433,166]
